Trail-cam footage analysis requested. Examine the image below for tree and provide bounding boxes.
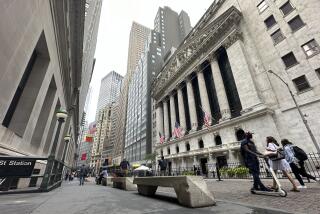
[144,151,158,168]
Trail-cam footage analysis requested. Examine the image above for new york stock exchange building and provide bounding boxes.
[151,0,320,174]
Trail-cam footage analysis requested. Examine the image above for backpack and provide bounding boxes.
[292,146,308,161]
[158,159,167,170]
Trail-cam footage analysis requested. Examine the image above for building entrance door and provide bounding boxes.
[216,156,228,168]
[168,161,172,176]
[200,158,208,176]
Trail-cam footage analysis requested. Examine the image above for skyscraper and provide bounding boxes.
[154,6,192,60]
[95,71,123,119]
[111,22,151,164]
[123,8,191,164]
[79,0,102,126]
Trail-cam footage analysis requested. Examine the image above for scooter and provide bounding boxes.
[251,158,287,197]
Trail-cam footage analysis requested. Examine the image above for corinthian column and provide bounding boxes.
[169,93,176,134]
[186,78,198,131]
[163,99,170,140]
[156,102,164,142]
[208,54,231,120]
[196,67,212,124]
[177,87,186,131]
[224,33,262,111]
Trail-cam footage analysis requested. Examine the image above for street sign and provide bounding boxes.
[0,157,36,177]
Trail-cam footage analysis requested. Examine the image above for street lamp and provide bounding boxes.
[62,135,71,163]
[268,70,320,153]
[49,109,68,156]
[40,109,68,190]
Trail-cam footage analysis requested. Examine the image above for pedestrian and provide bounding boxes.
[265,136,299,192]
[79,164,87,186]
[281,139,320,188]
[65,171,69,181]
[240,132,271,192]
[69,171,74,181]
[120,158,130,177]
[158,156,167,176]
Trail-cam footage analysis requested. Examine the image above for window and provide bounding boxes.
[280,1,294,16]
[288,15,305,32]
[264,15,277,29]
[198,140,204,149]
[176,146,179,153]
[316,68,320,79]
[167,147,170,155]
[301,39,320,58]
[186,143,190,151]
[292,75,311,92]
[271,29,285,44]
[257,1,268,13]
[281,52,298,68]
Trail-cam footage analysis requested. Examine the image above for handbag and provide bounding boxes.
[269,149,285,161]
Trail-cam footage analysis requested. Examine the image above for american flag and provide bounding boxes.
[159,132,165,144]
[201,107,211,128]
[172,122,183,138]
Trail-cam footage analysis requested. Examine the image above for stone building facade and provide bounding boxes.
[0,0,87,189]
[152,0,320,173]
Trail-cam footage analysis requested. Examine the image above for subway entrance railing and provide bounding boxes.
[0,156,69,193]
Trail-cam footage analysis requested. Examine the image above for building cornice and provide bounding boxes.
[152,6,242,100]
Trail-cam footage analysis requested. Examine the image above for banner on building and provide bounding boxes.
[85,135,93,142]
[81,153,87,160]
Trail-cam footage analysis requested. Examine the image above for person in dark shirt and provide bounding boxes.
[241,132,271,192]
[158,156,167,176]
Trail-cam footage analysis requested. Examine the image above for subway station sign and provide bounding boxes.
[0,157,36,177]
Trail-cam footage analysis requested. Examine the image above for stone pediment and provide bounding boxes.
[152,5,242,100]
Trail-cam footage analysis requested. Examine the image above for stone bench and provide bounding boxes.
[133,176,215,208]
[111,177,136,191]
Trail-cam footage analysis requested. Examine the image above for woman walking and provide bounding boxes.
[281,139,320,188]
[265,137,299,192]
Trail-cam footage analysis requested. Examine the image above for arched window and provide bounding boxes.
[198,139,204,149]
[236,129,245,141]
[167,147,170,155]
[186,143,190,151]
[215,135,222,145]
[176,146,180,153]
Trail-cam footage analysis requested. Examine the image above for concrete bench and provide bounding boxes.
[111,177,136,191]
[133,176,215,208]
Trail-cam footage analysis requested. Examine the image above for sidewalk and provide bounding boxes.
[0,179,292,214]
[205,179,320,214]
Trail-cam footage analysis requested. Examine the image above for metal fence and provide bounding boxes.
[151,152,320,180]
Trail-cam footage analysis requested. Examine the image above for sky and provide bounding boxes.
[87,0,215,123]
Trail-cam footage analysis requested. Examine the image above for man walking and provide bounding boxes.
[240,132,271,192]
[120,158,130,177]
[158,156,167,176]
[79,164,87,186]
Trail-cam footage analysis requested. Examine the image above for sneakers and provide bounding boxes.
[297,185,307,189]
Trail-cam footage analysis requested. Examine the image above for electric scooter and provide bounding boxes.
[250,158,287,197]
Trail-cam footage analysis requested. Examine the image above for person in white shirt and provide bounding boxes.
[265,136,299,192]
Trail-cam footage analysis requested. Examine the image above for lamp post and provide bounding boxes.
[268,70,320,153]
[62,135,71,163]
[40,109,68,191]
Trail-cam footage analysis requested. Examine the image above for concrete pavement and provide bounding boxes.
[0,179,293,214]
